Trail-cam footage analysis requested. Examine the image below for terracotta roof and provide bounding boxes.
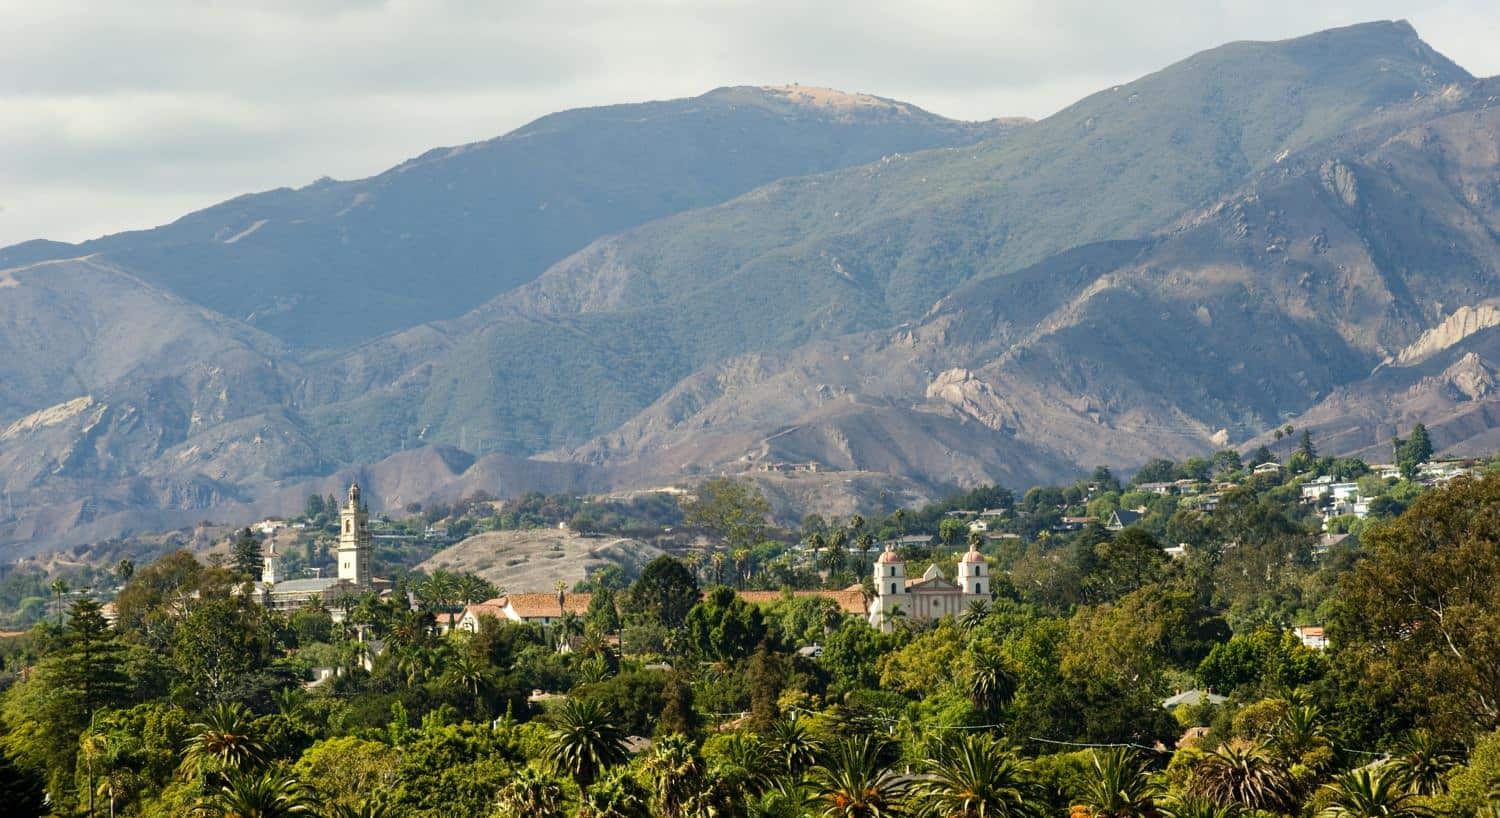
[736,586,868,615]
[876,549,905,564]
[960,549,986,563]
[461,597,509,621]
[505,592,593,619]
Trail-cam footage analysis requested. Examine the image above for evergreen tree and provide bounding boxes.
[0,597,131,808]
[585,587,621,635]
[629,557,700,630]
[231,527,264,580]
[1298,429,1317,459]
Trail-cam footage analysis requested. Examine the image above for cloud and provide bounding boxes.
[1,0,1497,246]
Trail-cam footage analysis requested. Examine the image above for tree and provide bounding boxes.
[1089,529,1167,600]
[685,586,768,662]
[577,767,650,818]
[1077,747,1162,818]
[1297,430,1317,460]
[641,733,712,818]
[293,737,399,814]
[940,517,967,550]
[182,702,267,781]
[1384,730,1455,796]
[1318,767,1432,818]
[544,698,628,786]
[0,597,131,807]
[684,477,771,552]
[585,587,622,635]
[1331,475,1500,743]
[304,493,326,519]
[912,732,1044,818]
[494,764,566,818]
[766,715,822,778]
[231,527,264,580]
[209,770,310,817]
[807,735,905,818]
[1133,459,1178,485]
[1185,742,1296,813]
[630,556,700,630]
[51,577,70,626]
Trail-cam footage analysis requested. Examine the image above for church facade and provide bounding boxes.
[867,544,990,632]
[257,482,376,613]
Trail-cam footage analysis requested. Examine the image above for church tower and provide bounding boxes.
[262,541,281,585]
[958,546,988,597]
[869,544,907,631]
[337,482,372,587]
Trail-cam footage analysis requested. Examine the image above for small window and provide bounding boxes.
[889,583,895,594]
[976,565,983,575]
[887,566,894,576]
[976,583,984,595]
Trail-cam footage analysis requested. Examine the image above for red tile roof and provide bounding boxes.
[504,592,593,620]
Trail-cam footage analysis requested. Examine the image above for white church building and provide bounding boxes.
[867,543,990,631]
[257,482,379,613]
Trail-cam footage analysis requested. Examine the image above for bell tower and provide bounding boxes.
[262,541,282,585]
[869,545,907,631]
[337,482,372,587]
[958,547,987,597]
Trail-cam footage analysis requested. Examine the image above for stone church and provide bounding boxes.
[867,543,989,631]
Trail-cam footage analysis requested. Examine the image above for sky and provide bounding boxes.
[2,1,1498,249]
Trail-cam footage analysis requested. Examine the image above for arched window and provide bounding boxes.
[889,583,896,594]
[976,564,983,575]
[344,520,351,534]
[976,583,984,595]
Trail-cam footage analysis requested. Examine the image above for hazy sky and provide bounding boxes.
[3,1,1498,248]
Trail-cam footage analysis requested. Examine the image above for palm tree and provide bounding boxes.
[958,600,990,635]
[967,650,1016,718]
[1385,729,1455,796]
[1078,747,1162,818]
[97,766,141,818]
[807,735,906,818]
[767,715,823,778]
[578,767,651,818]
[1271,705,1329,768]
[418,571,460,628]
[207,770,310,817]
[856,533,876,566]
[1186,742,1295,814]
[495,764,565,818]
[544,698,629,785]
[50,577,69,625]
[182,703,267,780]
[824,529,850,574]
[455,572,492,610]
[720,731,777,794]
[808,533,827,571]
[911,732,1044,818]
[443,653,491,711]
[1318,766,1433,818]
[641,733,710,818]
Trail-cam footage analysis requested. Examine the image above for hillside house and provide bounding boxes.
[1252,462,1283,477]
[1293,625,1328,650]
[1300,476,1358,503]
[1106,509,1143,531]
[1136,482,1175,495]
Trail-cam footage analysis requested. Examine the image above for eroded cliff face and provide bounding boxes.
[1392,305,1500,366]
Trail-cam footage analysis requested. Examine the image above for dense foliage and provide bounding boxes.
[5,447,1500,817]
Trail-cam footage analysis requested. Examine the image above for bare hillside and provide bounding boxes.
[417,529,665,593]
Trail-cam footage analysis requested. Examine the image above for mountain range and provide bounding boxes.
[4,20,1500,553]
